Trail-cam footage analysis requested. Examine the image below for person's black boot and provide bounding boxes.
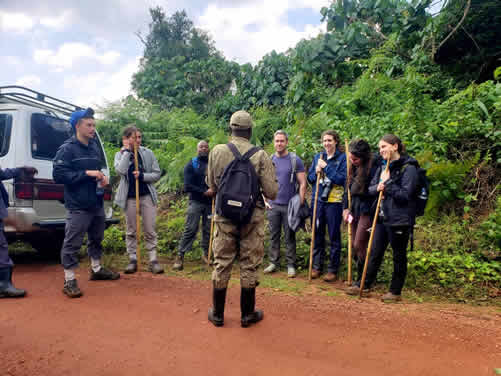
[240,287,263,328]
[0,266,26,298]
[356,260,365,283]
[208,284,227,327]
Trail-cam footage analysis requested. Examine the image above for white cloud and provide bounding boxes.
[33,42,121,69]
[290,0,330,12]
[0,11,34,33]
[16,75,42,87]
[40,10,73,30]
[64,56,141,106]
[4,56,23,66]
[198,0,325,64]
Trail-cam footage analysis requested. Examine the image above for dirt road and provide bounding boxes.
[1,263,500,376]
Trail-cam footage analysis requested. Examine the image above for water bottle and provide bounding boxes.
[96,179,105,196]
[418,187,428,200]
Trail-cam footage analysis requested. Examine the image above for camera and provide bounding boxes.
[320,176,333,201]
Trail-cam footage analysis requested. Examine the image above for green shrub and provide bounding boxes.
[476,196,501,260]
[102,225,126,254]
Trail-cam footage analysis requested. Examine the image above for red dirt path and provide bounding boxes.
[1,264,500,376]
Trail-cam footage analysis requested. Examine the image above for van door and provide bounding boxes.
[29,113,71,220]
[0,110,15,203]
[27,112,113,221]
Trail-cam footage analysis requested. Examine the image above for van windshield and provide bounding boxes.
[0,113,13,157]
[31,113,106,168]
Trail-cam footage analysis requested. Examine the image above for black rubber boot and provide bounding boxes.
[240,287,263,328]
[208,284,227,327]
[0,266,26,298]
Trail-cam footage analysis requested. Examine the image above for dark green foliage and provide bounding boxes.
[139,8,217,62]
[433,0,501,84]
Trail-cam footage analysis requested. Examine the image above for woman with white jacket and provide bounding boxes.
[114,125,163,274]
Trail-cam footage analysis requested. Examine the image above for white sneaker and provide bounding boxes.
[287,266,296,278]
[263,264,277,274]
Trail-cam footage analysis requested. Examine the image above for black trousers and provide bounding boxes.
[364,223,410,295]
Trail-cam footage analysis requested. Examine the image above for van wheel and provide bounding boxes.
[30,232,64,256]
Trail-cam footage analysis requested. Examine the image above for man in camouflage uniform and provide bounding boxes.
[207,110,278,328]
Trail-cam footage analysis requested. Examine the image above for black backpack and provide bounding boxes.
[400,161,430,217]
[415,167,430,217]
[216,143,261,225]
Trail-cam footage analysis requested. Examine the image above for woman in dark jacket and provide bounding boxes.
[357,134,418,302]
[342,139,380,288]
[307,130,346,282]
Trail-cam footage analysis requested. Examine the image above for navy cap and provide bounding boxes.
[69,107,94,129]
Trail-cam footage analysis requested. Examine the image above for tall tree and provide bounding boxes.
[132,7,235,111]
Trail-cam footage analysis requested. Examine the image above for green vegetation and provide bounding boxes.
[96,0,501,303]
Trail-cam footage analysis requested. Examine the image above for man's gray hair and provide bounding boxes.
[274,130,289,141]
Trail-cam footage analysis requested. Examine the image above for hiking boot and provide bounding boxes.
[89,267,120,281]
[172,256,184,271]
[0,267,26,298]
[208,285,227,327]
[63,279,83,298]
[149,261,164,274]
[346,284,370,296]
[287,266,296,278]
[240,287,263,328]
[323,272,337,282]
[263,264,277,274]
[124,260,137,274]
[381,292,402,303]
[311,269,321,279]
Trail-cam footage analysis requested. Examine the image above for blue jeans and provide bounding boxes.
[312,201,342,274]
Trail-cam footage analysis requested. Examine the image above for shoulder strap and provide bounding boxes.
[289,152,297,184]
[227,143,242,160]
[242,146,260,161]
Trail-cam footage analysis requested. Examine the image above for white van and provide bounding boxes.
[0,85,118,254]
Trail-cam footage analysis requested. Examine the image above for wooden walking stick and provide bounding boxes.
[207,197,215,266]
[308,155,323,282]
[133,133,141,269]
[359,154,391,297]
[345,138,353,285]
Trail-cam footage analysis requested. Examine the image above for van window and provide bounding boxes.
[0,113,13,157]
[31,114,72,160]
[30,113,106,168]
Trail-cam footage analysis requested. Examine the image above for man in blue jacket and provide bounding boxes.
[0,166,37,298]
[53,108,119,299]
[173,140,214,270]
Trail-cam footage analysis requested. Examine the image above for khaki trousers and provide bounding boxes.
[125,195,157,260]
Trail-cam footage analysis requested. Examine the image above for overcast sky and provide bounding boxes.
[0,0,328,108]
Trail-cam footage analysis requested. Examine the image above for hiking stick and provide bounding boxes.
[308,156,323,282]
[207,197,215,266]
[133,135,141,269]
[359,155,391,297]
[345,138,352,285]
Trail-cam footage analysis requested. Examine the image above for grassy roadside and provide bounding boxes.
[95,251,501,310]
[8,236,500,310]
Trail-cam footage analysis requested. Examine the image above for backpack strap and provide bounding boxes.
[241,146,261,161]
[227,143,242,160]
[289,152,297,184]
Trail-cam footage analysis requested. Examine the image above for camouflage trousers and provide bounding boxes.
[211,209,265,289]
